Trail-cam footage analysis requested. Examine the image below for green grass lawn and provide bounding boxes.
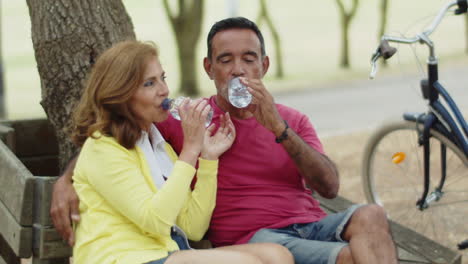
[2,0,466,119]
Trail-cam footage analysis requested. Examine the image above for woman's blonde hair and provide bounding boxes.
[72,40,159,149]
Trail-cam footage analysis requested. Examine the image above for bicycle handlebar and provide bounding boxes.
[369,0,467,79]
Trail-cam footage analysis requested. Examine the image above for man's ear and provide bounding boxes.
[203,57,214,80]
[261,55,270,77]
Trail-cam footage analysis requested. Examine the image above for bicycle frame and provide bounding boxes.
[370,0,468,210]
[403,62,468,209]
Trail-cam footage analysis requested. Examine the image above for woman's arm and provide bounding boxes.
[175,112,236,240]
[175,158,218,241]
[79,137,197,238]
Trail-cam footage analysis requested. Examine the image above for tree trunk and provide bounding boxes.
[257,0,284,78]
[335,0,359,68]
[226,0,239,17]
[379,0,389,66]
[466,13,468,54]
[0,62,4,120]
[26,0,135,169]
[163,0,204,96]
[341,16,350,68]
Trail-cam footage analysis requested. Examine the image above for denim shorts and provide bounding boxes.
[248,204,363,264]
[145,227,192,264]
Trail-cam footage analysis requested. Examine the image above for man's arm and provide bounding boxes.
[245,78,339,198]
[50,155,80,246]
[275,125,339,198]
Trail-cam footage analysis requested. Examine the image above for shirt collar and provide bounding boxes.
[140,124,166,149]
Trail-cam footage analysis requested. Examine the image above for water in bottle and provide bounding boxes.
[161,97,213,127]
[228,77,252,108]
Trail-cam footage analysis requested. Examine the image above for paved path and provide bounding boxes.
[275,65,468,137]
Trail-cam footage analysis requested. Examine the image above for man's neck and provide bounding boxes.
[215,94,254,120]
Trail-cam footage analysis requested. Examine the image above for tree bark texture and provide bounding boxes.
[335,0,359,68]
[163,0,204,96]
[26,0,135,169]
[257,0,284,79]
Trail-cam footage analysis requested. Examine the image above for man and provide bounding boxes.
[51,17,398,264]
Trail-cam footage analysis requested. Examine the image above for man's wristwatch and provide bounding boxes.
[275,120,289,143]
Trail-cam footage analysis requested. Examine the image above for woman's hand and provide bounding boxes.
[178,99,211,166]
[201,112,236,160]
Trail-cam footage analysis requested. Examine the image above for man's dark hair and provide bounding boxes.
[207,17,266,60]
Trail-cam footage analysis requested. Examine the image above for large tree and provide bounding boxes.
[335,0,359,68]
[256,0,284,78]
[163,0,204,96]
[26,0,135,169]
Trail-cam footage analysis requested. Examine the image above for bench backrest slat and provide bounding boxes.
[0,195,33,258]
[0,140,35,226]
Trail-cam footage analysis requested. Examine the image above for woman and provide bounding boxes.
[70,40,293,264]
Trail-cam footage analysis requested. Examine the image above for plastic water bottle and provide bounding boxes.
[161,97,213,127]
[228,77,252,108]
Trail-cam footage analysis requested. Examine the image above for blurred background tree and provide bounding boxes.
[256,0,284,78]
[378,0,389,66]
[335,0,359,68]
[2,0,466,122]
[26,0,135,168]
[163,0,204,96]
[466,14,468,53]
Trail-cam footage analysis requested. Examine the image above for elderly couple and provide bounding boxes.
[51,17,398,264]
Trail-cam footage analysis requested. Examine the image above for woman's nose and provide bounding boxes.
[159,82,169,96]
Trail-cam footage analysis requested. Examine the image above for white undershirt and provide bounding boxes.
[136,124,174,189]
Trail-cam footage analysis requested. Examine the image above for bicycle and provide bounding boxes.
[362,0,468,253]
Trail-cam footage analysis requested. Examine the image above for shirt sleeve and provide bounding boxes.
[295,113,325,154]
[76,136,197,238]
[175,158,218,241]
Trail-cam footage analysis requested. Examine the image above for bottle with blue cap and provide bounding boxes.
[161,97,213,127]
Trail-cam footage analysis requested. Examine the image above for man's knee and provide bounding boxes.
[336,246,354,264]
[356,204,388,226]
[344,204,391,239]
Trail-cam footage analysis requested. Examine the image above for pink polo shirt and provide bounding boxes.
[157,96,327,247]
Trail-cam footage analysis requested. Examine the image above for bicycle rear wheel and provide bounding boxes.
[362,120,468,250]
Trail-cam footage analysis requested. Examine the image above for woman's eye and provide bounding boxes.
[143,80,154,87]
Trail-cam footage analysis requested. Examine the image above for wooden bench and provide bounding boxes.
[0,118,462,264]
[0,119,70,264]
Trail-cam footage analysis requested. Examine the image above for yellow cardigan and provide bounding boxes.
[72,134,218,264]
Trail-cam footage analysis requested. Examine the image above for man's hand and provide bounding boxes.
[242,78,339,198]
[50,157,80,246]
[242,78,285,136]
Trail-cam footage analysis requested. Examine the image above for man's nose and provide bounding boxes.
[232,60,245,76]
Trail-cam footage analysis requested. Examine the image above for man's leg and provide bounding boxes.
[249,225,348,264]
[340,204,398,264]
